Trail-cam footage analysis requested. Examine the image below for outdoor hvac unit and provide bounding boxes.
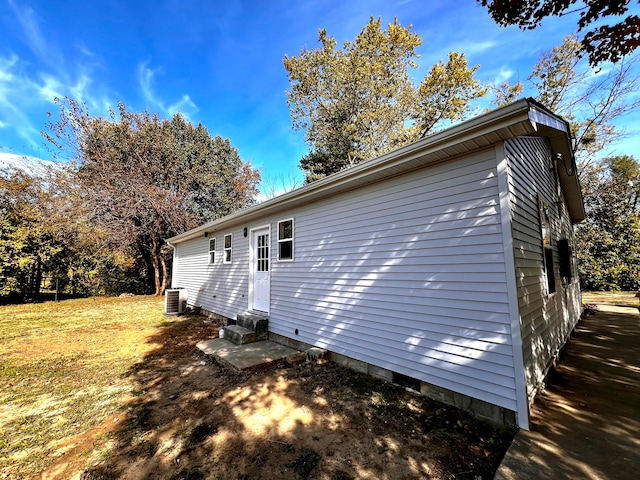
[165,288,188,315]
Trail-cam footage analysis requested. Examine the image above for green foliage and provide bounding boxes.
[478,0,640,66]
[1,170,66,296]
[3,99,263,299]
[284,17,486,182]
[576,155,640,290]
[0,166,151,298]
[43,99,261,295]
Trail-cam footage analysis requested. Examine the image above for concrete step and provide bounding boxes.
[224,324,261,345]
[236,313,268,336]
[196,338,300,372]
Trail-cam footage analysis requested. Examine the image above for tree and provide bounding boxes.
[0,170,54,297]
[0,159,159,300]
[415,52,487,135]
[284,17,486,182]
[44,98,260,295]
[0,165,96,298]
[478,0,640,66]
[576,155,640,290]
[493,35,640,169]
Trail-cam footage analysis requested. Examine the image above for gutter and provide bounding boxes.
[168,98,584,243]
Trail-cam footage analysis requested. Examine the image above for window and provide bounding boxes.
[278,219,294,260]
[539,200,556,294]
[558,238,573,281]
[224,234,232,263]
[257,233,269,271]
[208,238,216,264]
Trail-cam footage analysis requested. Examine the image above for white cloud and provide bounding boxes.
[77,43,95,57]
[463,40,497,55]
[0,54,41,146]
[138,61,199,119]
[435,40,498,61]
[69,73,93,104]
[168,95,197,117]
[34,72,65,102]
[496,67,516,83]
[1,3,115,154]
[138,62,159,103]
[0,2,119,158]
[0,50,112,155]
[8,0,64,72]
[0,54,18,82]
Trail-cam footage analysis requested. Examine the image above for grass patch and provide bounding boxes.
[582,291,639,308]
[0,296,168,479]
[0,295,516,479]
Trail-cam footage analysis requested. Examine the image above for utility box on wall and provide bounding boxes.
[165,289,188,315]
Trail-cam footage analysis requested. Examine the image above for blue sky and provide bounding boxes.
[1,0,639,193]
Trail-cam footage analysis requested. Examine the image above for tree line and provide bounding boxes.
[1,12,638,300]
[1,102,260,299]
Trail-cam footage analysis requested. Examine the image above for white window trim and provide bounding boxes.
[224,233,233,264]
[277,218,294,261]
[208,237,216,265]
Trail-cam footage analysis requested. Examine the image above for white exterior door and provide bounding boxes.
[251,228,270,313]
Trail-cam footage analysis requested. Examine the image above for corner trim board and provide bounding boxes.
[495,141,530,430]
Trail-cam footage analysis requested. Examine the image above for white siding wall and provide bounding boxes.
[172,228,250,319]
[505,137,581,399]
[172,149,522,411]
[270,150,518,411]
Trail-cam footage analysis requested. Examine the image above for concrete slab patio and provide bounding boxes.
[495,305,640,480]
[197,338,300,372]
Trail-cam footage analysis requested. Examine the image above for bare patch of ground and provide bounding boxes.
[1,298,515,479]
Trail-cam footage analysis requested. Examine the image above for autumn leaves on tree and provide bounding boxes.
[283,18,486,183]
[3,11,640,298]
[42,99,260,295]
[478,0,640,66]
[284,17,639,183]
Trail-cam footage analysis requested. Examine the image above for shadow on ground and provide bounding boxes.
[496,306,640,480]
[69,314,515,480]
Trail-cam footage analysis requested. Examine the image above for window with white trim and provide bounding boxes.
[209,238,216,264]
[224,233,232,263]
[277,219,294,261]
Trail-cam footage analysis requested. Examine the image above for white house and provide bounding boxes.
[167,99,585,429]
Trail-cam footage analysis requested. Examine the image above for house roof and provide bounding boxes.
[168,98,585,245]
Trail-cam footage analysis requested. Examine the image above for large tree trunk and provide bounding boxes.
[151,239,163,296]
[159,253,168,296]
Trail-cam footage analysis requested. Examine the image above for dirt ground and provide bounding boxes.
[495,304,640,479]
[38,313,515,480]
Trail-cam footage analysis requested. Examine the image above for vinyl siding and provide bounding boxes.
[267,149,518,411]
[504,136,581,399]
[172,228,250,319]
[172,149,519,411]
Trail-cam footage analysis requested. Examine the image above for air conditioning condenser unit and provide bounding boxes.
[165,289,188,315]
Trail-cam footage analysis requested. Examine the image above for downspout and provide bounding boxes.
[165,240,176,290]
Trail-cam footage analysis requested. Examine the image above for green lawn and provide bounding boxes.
[0,296,168,479]
[582,290,639,308]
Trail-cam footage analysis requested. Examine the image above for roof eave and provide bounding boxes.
[526,100,586,223]
[168,98,584,244]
